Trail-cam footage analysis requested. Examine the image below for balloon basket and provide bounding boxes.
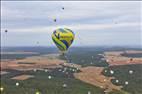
[59,51,66,56]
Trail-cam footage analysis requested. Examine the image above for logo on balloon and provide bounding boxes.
[52,28,75,53]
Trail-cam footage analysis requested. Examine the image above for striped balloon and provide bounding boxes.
[52,28,75,52]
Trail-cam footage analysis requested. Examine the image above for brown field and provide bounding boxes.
[1,50,142,93]
[74,50,142,92]
[1,51,39,55]
[0,53,82,71]
[104,50,142,66]
[0,54,65,71]
[0,71,9,75]
[125,50,142,54]
[11,75,34,80]
[74,66,122,92]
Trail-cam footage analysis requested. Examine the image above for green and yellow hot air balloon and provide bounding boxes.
[52,28,75,54]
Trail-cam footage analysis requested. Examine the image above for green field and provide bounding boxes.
[102,64,142,94]
[1,67,104,94]
[1,47,142,94]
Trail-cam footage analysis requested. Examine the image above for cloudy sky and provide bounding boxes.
[1,1,142,47]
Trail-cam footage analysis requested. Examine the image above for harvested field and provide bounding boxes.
[1,51,39,55]
[0,54,81,71]
[104,50,142,66]
[125,50,142,54]
[0,54,65,71]
[0,71,9,75]
[2,50,141,93]
[74,66,122,92]
[11,75,34,80]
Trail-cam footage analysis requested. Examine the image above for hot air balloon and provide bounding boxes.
[62,7,64,10]
[52,28,75,55]
[5,30,8,33]
[53,18,57,22]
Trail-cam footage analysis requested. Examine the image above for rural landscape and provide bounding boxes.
[1,1,141,94]
[1,47,142,94]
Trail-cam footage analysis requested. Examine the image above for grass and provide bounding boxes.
[1,67,103,94]
[1,47,142,94]
[65,49,109,67]
[102,64,142,94]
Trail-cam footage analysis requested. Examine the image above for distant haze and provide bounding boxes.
[1,1,141,47]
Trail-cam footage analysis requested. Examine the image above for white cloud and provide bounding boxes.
[1,1,141,47]
[1,1,141,22]
[1,22,140,33]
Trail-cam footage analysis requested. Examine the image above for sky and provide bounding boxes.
[1,1,142,47]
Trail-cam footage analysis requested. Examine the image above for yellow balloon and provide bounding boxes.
[52,28,75,53]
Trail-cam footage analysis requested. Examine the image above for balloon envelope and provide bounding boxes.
[62,7,64,10]
[52,28,75,53]
[5,30,8,33]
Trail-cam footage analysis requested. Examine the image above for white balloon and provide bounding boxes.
[0,87,4,92]
[48,76,52,79]
[125,81,129,85]
[116,80,119,83]
[110,70,114,74]
[88,91,91,94]
[63,84,67,88]
[129,70,133,74]
[16,82,19,86]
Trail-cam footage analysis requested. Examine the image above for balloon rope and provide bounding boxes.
[64,54,70,63]
[60,52,71,64]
